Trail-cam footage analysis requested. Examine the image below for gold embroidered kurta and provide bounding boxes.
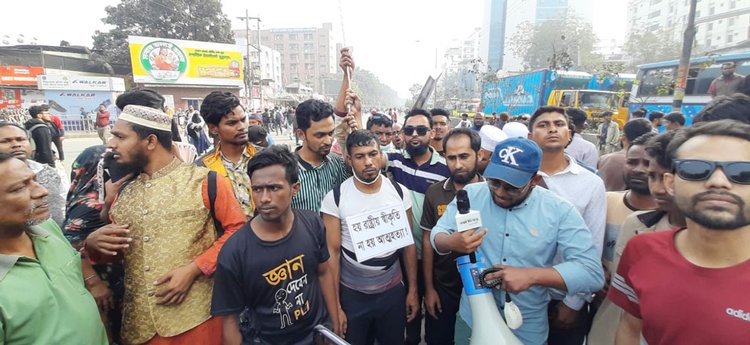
[111,159,216,344]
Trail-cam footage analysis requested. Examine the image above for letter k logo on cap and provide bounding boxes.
[498,147,523,166]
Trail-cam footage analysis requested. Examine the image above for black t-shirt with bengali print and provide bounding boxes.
[211,209,330,345]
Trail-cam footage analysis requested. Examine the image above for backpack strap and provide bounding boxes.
[335,177,402,207]
[388,177,404,200]
[207,171,225,238]
[333,184,342,208]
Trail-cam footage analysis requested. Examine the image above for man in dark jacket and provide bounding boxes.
[24,105,55,167]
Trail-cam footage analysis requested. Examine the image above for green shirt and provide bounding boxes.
[0,219,107,345]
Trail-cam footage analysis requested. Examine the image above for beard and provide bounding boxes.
[121,149,150,174]
[405,141,429,157]
[452,167,478,185]
[677,191,750,230]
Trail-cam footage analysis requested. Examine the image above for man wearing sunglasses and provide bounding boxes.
[610,120,750,345]
[588,131,685,345]
[430,137,604,345]
[386,108,450,345]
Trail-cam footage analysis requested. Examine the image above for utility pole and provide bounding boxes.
[672,0,698,112]
[238,11,262,109]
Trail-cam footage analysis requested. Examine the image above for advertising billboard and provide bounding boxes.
[43,90,116,118]
[0,66,45,86]
[128,35,243,87]
[37,75,126,91]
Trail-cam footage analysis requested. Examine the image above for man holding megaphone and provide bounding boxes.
[430,138,604,345]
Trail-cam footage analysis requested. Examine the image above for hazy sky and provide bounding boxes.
[0,0,627,97]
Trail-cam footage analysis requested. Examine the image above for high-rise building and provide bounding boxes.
[234,23,337,93]
[480,0,509,72]
[626,0,750,53]
[481,0,594,72]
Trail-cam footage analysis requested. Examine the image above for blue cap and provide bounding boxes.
[483,137,542,188]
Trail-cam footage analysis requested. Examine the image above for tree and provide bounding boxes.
[623,28,682,69]
[507,15,603,72]
[91,0,235,67]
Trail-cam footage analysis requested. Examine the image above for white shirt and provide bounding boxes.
[565,133,599,168]
[538,155,607,310]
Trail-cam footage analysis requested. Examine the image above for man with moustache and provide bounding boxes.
[611,120,750,344]
[588,132,686,345]
[598,119,652,191]
[292,99,354,213]
[0,122,66,226]
[526,106,606,344]
[321,130,419,345]
[83,105,247,345]
[602,133,657,275]
[196,91,256,218]
[429,108,451,156]
[385,108,450,345]
[366,112,398,154]
[430,138,604,345]
[212,146,340,344]
[0,153,108,345]
[421,128,484,344]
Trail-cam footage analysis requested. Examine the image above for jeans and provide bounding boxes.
[340,284,406,345]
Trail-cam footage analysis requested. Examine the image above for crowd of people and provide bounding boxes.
[1,47,750,345]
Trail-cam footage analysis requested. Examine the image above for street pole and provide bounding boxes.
[239,10,252,108]
[256,18,263,108]
[672,0,698,112]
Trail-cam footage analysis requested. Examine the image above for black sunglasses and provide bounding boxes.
[402,126,430,136]
[673,160,750,184]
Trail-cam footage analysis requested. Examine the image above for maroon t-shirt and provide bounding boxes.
[609,229,750,345]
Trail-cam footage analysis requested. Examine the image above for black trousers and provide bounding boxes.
[341,284,406,345]
[424,284,461,345]
[404,260,425,345]
[547,300,592,345]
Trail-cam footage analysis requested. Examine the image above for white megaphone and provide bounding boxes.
[457,253,523,345]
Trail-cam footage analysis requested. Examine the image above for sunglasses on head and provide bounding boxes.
[402,126,430,136]
[673,159,750,184]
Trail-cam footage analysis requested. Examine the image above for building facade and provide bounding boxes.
[234,23,337,93]
[481,0,594,72]
[626,0,750,53]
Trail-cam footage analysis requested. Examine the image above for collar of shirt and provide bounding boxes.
[402,146,444,166]
[442,176,486,191]
[537,154,581,178]
[219,146,252,170]
[0,225,51,281]
[139,158,181,181]
[27,159,44,174]
[295,147,333,171]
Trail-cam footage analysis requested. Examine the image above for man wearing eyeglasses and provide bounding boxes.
[430,137,604,345]
[610,120,750,345]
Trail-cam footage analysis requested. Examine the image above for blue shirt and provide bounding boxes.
[430,183,604,345]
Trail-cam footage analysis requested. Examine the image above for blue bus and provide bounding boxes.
[629,52,750,125]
